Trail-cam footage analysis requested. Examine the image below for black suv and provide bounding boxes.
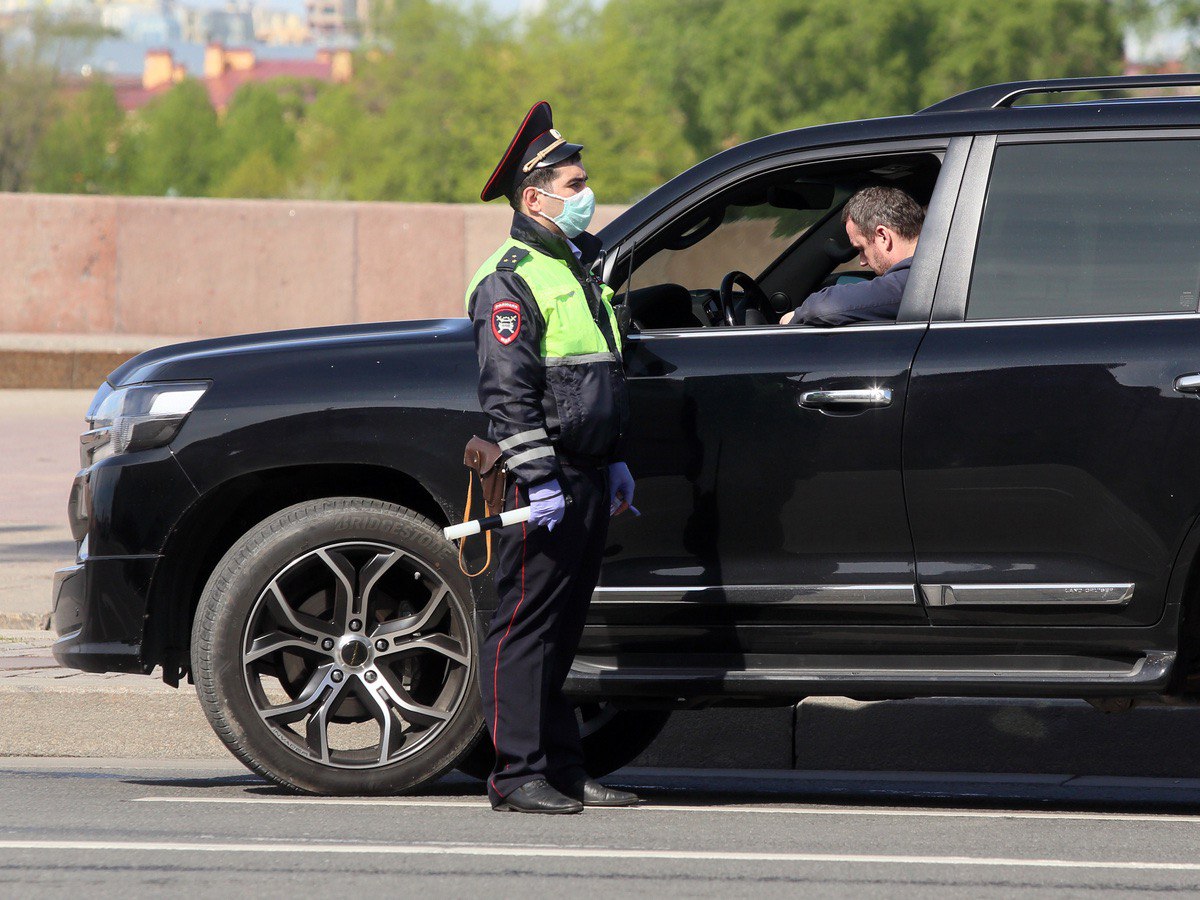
[52,74,1200,794]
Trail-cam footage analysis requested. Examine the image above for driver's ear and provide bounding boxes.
[876,225,892,251]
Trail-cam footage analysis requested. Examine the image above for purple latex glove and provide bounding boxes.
[528,479,566,531]
[608,462,638,516]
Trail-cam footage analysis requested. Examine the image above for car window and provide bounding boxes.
[634,189,844,292]
[968,140,1200,321]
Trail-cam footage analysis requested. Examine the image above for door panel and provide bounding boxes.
[586,324,928,657]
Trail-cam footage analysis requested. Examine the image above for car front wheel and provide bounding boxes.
[191,497,484,795]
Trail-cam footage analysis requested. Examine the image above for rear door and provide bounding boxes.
[905,133,1200,626]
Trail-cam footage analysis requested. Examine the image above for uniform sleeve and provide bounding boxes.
[469,269,563,488]
[791,273,904,327]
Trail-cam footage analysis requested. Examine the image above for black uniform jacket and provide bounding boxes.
[467,212,629,488]
[790,257,912,326]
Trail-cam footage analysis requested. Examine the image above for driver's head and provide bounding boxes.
[842,186,924,276]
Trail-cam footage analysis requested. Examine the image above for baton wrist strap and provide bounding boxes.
[458,470,494,578]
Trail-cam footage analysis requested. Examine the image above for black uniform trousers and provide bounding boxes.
[479,462,609,804]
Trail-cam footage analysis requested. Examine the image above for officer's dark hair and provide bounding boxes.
[841,186,924,241]
[509,153,583,212]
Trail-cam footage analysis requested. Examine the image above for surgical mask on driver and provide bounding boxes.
[535,186,595,239]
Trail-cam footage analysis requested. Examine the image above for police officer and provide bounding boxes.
[466,101,638,814]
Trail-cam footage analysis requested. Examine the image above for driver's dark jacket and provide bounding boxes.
[466,212,629,488]
[789,257,912,327]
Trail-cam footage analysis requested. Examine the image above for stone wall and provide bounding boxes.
[0,193,629,338]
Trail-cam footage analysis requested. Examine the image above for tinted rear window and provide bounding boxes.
[968,140,1200,321]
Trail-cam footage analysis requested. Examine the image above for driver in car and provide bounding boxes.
[780,186,924,327]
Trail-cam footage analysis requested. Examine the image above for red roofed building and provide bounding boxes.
[115,43,352,113]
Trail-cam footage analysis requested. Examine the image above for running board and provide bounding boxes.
[564,651,1175,700]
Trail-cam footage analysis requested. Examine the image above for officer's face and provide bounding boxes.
[531,163,589,220]
[548,162,589,201]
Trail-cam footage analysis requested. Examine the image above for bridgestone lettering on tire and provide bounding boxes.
[191,498,484,795]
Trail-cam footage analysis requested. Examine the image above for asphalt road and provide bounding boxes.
[5,760,1200,897]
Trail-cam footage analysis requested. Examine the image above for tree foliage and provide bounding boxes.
[27,0,1132,202]
[32,80,124,193]
[1,12,108,191]
[125,78,219,196]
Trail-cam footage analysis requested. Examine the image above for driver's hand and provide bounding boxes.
[779,309,796,325]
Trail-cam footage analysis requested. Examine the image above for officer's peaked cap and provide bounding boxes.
[481,101,584,202]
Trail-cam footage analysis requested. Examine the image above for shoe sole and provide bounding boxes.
[493,803,584,814]
[580,798,641,807]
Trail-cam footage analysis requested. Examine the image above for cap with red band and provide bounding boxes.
[480,101,585,203]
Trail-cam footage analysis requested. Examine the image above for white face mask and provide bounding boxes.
[535,186,596,238]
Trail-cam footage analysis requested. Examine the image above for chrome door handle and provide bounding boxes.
[798,388,892,409]
[1175,374,1200,394]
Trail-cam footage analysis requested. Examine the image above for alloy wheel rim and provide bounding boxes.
[241,540,472,770]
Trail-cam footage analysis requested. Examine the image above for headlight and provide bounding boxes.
[81,381,209,466]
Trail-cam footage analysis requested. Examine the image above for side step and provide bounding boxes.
[564,651,1175,701]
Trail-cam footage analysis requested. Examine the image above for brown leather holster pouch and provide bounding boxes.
[458,436,507,577]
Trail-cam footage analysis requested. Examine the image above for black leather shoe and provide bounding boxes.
[562,777,640,807]
[493,778,583,814]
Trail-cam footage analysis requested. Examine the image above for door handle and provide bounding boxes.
[1175,374,1200,394]
[798,388,892,410]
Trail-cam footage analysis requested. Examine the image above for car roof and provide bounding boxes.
[603,74,1200,242]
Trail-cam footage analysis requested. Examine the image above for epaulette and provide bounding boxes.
[496,246,530,272]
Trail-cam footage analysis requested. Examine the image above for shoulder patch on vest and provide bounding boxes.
[495,247,530,272]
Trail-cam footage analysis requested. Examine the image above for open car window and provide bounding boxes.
[614,152,942,331]
[632,185,846,292]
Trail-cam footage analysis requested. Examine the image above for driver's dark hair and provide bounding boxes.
[841,186,924,240]
[508,153,583,212]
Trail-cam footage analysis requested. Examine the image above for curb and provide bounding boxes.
[0,335,188,388]
[0,613,48,630]
[0,349,140,389]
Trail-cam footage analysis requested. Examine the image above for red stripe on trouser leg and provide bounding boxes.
[489,486,526,798]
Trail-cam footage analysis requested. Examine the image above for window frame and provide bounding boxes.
[600,136,969,337]
[931,128,1200,326]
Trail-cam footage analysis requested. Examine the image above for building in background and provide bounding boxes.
[305,0,365,43]
[113,41,351,112]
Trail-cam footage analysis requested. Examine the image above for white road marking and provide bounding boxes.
[131,795,1200,824]
[3,839,1200,871]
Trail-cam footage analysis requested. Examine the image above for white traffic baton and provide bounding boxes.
[443,506,533,542]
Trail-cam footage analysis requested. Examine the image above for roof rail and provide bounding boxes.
[920,73,1200,114]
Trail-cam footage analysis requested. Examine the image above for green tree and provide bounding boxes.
[32,79,124,194]
[0,11,108,191]
[290,83,365,199]
[212,147,289,198]
[920,0,1123,107]
[605,0,1123,160]
[215,82,296,185]
[126,78,219,196]
[328,0,691,203]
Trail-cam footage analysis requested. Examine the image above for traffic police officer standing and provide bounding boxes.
[467,101,639,814]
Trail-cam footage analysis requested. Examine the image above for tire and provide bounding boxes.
[191,497,485,795]
[458,703,671,781]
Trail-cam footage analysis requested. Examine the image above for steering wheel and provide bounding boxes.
[719,270,773,326]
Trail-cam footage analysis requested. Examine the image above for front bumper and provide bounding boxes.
[51,555,161,673]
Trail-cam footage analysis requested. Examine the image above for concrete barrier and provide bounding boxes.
[0,192,629,340]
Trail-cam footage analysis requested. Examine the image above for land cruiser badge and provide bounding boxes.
[491,300,521,345]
